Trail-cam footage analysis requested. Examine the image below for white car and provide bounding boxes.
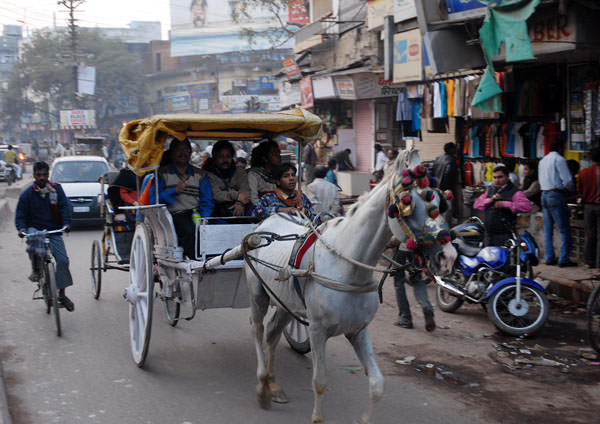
[50,156,110,227]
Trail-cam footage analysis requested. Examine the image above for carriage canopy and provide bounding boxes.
[119,108,322,175]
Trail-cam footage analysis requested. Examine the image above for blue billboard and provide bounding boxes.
[447,0,486,15]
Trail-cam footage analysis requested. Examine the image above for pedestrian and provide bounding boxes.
[54,141,65,158]
[325,158,338,186]
[522,159,541,212]
[392,248,436,332]
[538,138,576,267]
[333,148,354,171]
[15,161,75,311]
[432,142,459,224]
[373,144,387,182]
[473,165,532,246]
[577,147,600,269]
[306,166,343,217]
[302,139,317,184]
[383,148,399,174]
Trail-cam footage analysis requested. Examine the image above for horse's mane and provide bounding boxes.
[346,154,408,217]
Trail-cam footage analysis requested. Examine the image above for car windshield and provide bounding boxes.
[51,161,109,183]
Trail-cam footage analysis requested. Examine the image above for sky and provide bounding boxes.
[0,0,172,39]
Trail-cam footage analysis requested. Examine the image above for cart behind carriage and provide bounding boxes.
[116,108,321,366]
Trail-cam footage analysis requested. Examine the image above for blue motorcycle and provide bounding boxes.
[433,217,549,336]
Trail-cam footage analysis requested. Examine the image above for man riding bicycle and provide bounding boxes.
[15,161,75,311]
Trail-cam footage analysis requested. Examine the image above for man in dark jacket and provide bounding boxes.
[15,161,75,311]
[432,142,459,223]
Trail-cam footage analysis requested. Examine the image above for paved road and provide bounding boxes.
[0,226,490,424]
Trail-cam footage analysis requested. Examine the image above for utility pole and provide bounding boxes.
[58,0,85,107]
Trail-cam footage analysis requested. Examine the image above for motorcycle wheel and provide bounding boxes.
[436,285,464,313]
[487,284,549,336]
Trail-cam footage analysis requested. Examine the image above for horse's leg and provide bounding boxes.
[249,283,271,409]
[265,307,292,403]
[346,328,384,424]
[310,327,328,423]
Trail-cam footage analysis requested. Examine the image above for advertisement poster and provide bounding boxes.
[300,77,314,109]
[367,0,394,30]
[288,0,309,25]
[394,0,417,22]
[283,58,301,78]
[59,110,96,129]
[393,29,422,83]
[169,0,292,56]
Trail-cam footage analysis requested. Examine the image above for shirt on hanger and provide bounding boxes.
[445,79,455,117]
[433,82,442,118]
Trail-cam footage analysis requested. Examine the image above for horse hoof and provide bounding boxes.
[312,414,323,423]
[256,385,272,410]
[271,388,289,404]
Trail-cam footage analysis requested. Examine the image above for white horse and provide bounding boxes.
[243,150,457,423]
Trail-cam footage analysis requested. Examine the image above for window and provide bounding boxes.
[155,52,161,72]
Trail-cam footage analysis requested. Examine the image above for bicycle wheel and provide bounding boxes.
[587,283,600,354]
[91,240,102,299]
[40,266,51,315]
[45,262,61,337]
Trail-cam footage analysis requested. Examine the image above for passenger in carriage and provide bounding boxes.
[107,167,138,227]
[253,163,317,222]
[247,140,281,206]
[147,138,214,259]
[204,140,251,217]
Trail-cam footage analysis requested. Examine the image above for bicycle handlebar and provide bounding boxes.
[22,226,69,238]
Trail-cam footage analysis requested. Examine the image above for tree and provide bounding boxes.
[1,28,147,132]
[231,0,309,48]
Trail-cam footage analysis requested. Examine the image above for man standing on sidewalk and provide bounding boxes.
[538,138,576,267]
[432,142,460,225]
[578,147,600,269]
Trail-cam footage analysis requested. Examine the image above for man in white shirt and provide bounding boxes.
[373,144,388,182]
[538,138,576,267]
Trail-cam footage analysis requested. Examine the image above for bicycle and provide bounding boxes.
[22,227,68,337]
[587,274,600,354]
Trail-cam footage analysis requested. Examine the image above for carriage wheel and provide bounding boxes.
[284,318,310,354]
[125,224,154,367]
[90,240,102,299]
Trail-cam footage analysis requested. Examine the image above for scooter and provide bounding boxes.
[433,217,549,336]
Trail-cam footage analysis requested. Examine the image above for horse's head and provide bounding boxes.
[385,150,457,275]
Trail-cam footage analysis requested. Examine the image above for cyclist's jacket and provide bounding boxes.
[15,182,72,231]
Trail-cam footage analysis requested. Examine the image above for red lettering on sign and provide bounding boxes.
[558,14,571,39]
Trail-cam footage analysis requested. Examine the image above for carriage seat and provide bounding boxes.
[196,220,258,267]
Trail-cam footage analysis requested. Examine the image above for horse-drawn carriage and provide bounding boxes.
[110,108,458,423]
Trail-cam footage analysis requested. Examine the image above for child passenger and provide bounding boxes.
[253,163,317,221]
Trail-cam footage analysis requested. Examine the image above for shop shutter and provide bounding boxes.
[354,100,374,172]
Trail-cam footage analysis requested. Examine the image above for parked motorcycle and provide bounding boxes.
[433,217,549,336]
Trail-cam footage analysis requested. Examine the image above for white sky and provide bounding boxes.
[0,0,172,39]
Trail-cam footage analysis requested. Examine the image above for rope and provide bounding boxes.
[300,211,394,273]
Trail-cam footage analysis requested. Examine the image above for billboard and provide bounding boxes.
[60,110,96,129]
[393,29,422,83]
[170,0,293,57]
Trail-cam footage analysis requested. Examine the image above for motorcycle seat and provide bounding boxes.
[454,238,481,257]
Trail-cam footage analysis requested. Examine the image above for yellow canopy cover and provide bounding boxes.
[119,108,322,174]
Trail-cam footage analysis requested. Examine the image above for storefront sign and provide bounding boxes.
[353,73,404,98]
[279,80,302,108]
[288,0,309,25]
[334,76,357,100]
[300,77,314,109]
[59,110,96,129]
[312,76,336,99]
[393,29,422,83]
[283,58,301,78]
[529,10,576,55]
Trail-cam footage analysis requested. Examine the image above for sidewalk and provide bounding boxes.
[534,263,599,304]
[0,361,11,424]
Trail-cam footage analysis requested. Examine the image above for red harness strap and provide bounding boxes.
[293,230,320,268]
